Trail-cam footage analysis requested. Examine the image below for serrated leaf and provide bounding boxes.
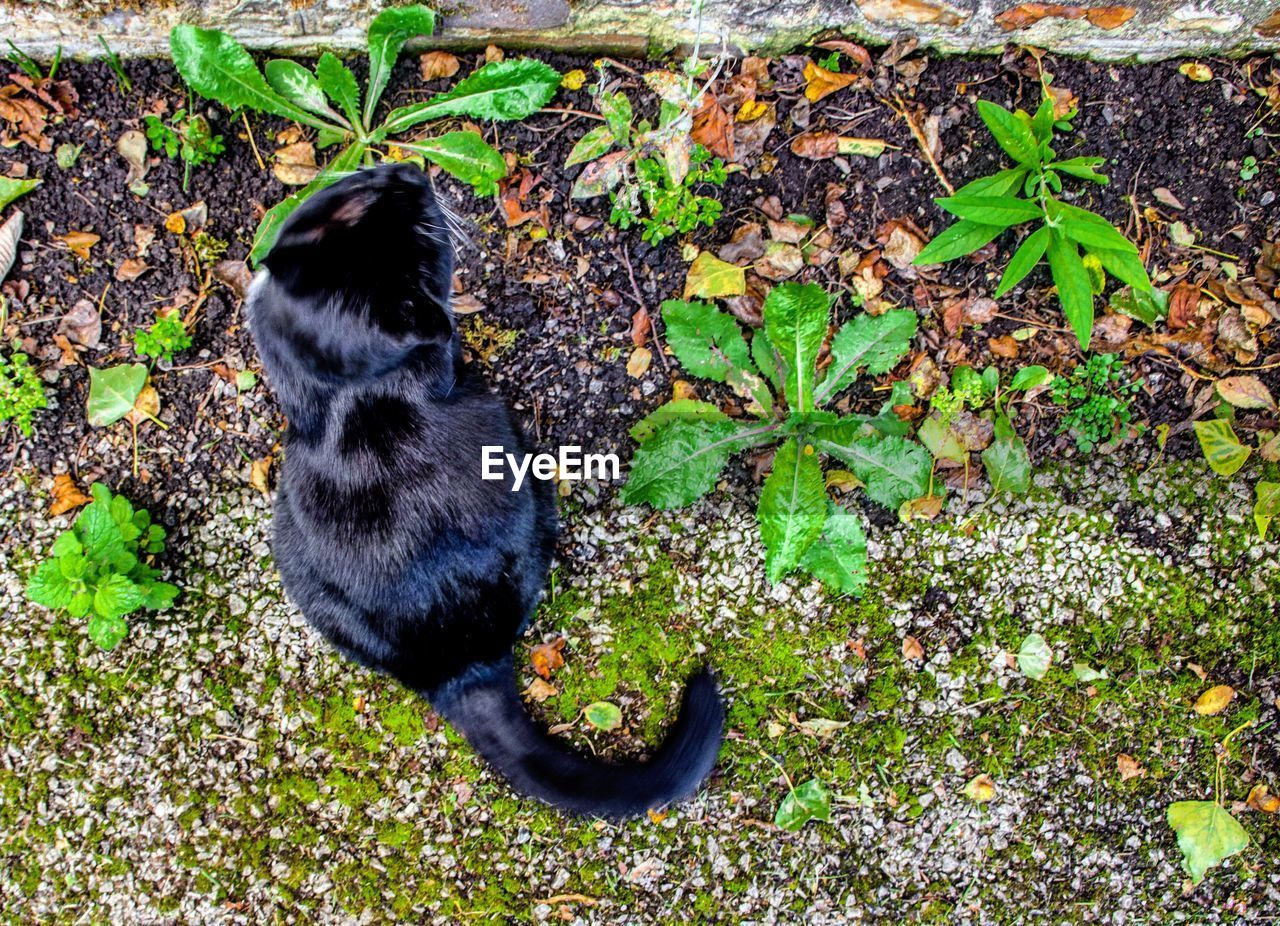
[661,300,755,383]
[811,427,932,510]
[379,59,560,136]
[565,124,615,167]
[25,559,74,610]
[623,420,775,509]
[1046,229,1095,348]
[265,59,342,124]
[87,364,148,428]
[982,435,1031,494]
[976,99,1039,165]
[775,778,831,831]
[995,225,1050,297]
[399,132,506,196]
[630,399,729,444]
[763,282,830,413]
[813,310,917,406]
[1167,801,1249,885]
[914,219,1003,266]
[250,142,364,266]
[750,328,783,392]
[1193,419,1251,477]
[87,612,129,650]
[758,439,826,583]
[1016,632,1052,679]
[798,504,867,595]
[142,581,180,611]
[92,573,144,621]
[936,195,1043,227]
[364,3,437,125]
[583,701,622,731]
[684,251,746,300]
[315,52,362,128]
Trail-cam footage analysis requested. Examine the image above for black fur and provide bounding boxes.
[248,163,724,818]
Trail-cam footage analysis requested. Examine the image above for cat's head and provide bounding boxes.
[249,163,457,384]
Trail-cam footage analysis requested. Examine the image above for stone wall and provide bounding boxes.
[3,0,1279,60]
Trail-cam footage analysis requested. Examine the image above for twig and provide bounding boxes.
[537,894,597,907]
[620,242,668,371]
[887,94,953,195]
[541,106,605,121]
[242,111,266,172]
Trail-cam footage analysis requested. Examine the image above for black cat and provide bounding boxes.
[247,163,723,818]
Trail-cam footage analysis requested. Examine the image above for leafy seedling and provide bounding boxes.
[1050,353,1142,453]
[143,107,226,191]
[169,5,560,264]
[0,349,47,437]
[624,281,932,591]
[134,310,192,364]
[914,86,1151,347]
[25,483,179,649]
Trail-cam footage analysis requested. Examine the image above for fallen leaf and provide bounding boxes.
[790,130,838,160]
[420,51,460,81]
[484,45,504,63]
[797,718,849,738]
[1016,632,1052,679]
[803,60,860,103]
[988,336,1020,359]
[249,456,272,494]
[684,250,747,299]
[124,384,160,427]
[630,306,651,348]
[451,293,484,315]
[1247,784,1280,814]
[56,230,99,260]
[1168,282,1200,329]
[584,701,622,731]
[1154,187,1185,210]
[1179,62,1213,82]
[1192,684,1235,716]
[718,222,767,264]
[753,242,804,281]
[880,222,925,270]
[1117,754,1146,780]
[530,637,566,679]
[117,130,149,195]
[57,299,101,349]
[963,773,996,803]
[0,210,22,284]
[627,346,652,378]
[524,677,558,702]
[212,259,252,299]
[273,140,319,186]
[164,211,186,235]
[1215,375,1275,410]
[48,473,92,516]
[816,39,873,71]
[901,635,924,661]
[1187,662,1208,681]
[691,96,734,161]
[115,258,149,282]
[560,68,586,91]
[1167,800,1248,885]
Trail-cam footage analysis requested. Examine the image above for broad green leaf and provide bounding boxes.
[1167,801,1249,885]
[953,168,1027,199]
[250,142,364,266]
[364,3,437,125]
[914,219,1003,265]
[798,504,867,595]
[661,300,755,383]
[622,420,776,509]
[87,612,129,650]
[982,435,1031,494]
[994,225,1050,297]
[1009,365,1052,391]
[918,415,966,464]
[813,310,918,407]
[25,559,74,610]
[1045,230,1095,348]
[1072,662,1109,682]
[1050,207,1137,255]
[775,778,832,831]
[93,573,144,620]
[50,532,82,557]
[750,328,783,392]
[170,26,328,130]
[142,581,181,611]
[1016,632,1052,679]
[1254,481,1280,539]
[762,282,830,413]
[379,59,561,136]
[936,195,1043,227]
[1193,419,1250,476]
[1109,285,1167,325]
[600,91,633,144]
[565,124,615,167]
[758,439,827,583]
[1030,95,1055,144]
[976,99,1040,165]
[265,59,343,125]
[583,701,622,731]
[69,591,92,617]
[630,399,728,443]
[811,427,932,510]
[315,52,362,128]
[684,251,746,300]
[1089,245,1153,293]
[0,176,39,211]
[399,132,506,196]
[87,364,147,427]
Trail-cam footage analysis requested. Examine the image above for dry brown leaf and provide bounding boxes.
[691,96,734,161]
[995,3,1134,30]
[1187,662,1208,681]
[1192,684,1235,716]
[115,258,149,282]
[1117,753,1146,780]
[524,678,558,702]
[530,637,566,679]
[988,335,1020,359]
[249,456,272,494]
[420,51,460,81]
[56,230,99,260]
[1085,6,1136,28]
[1167,282,1200,329]
[49,473,92,517]
[1247,784,1280,814]
[718,222,766,264]
[1153,187,1185,210]
[901,635,924,661]
[627,346,652,378]
[630,306,651,348]
[57,299,102,349]
[803,60,859,103]
[816,39,873,71]
[1215,375,1276,410]
[273,140,319,186]
[672,380,698,401]
[754,242,804,281]
[213,259,253,299]
[790,130,840,160]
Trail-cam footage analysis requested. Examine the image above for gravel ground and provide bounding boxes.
[1,450,1276,924]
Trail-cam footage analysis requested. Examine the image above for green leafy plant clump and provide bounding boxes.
[1050,352,1142,453]
[26,484,179,650]
[568,63,727,245]
[622,281,934,591]
[134,310,193,364]
[913,87,1152,348]
[0,349,47,437]
[143,107,226,191]
[169,4,561,263]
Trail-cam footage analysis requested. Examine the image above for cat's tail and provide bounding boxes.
[428,656,724,819]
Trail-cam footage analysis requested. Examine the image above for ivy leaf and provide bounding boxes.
[661,300,755,383]
[630,399,729,444]
[623,420,776,509]
[913,219,1003,266]
[763,282,830,413]
[249,142,365,266]
[314,52,362,128]
[92,573,144,620]
[87,364,148,427]
[363,3,437,125]
[1016,632,1052,679]
[758,439,827,583]
[976,99,1040,166]
[684,251,746,300]
[1167,801,1249,885]
[379,59,561,136]
[798,504,868,595]
[775,778,832,831]
[584,701,622,731]
[25,559,74,610]
[1046,229,1095,348]
[1193,419,1251,476]
[87,612,129,650]
[982,435,1031,494]
[565,124,615,167]
[398,132,506,196]
[811,427,932,510]
[813,310,917,406]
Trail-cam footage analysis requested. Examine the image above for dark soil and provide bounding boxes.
[3,47,1278,524]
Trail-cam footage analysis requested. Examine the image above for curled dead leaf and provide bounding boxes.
[1247,784,1280,814]
[902,635,924,661]
[1116,753,1146,780]
[420,51,460,81]
[627,346,652,378]
[530,637,566,679]
[273,140,319,186]
[963,773,996,803]
[691,96,734,161]
[49,473,92,517]
[57,299,101,349]
[56,230,99,260]
[803,60,860,103]
[249,456,272,494]
[524,678,558,702]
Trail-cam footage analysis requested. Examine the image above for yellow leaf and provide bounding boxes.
[736,99,769,123]
[1193,419,1250,477]
[56,230,100,259]
[1192,684,1235,716]
[249,456,272,494]
[837,137,887,157]
[803,60,858,103]
[560,69,587,91]
[164,211,186,235]
[1179,62,1212,82]
[1247,784,1280,814]
[683,250,747,300]
[963,773,996,803]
